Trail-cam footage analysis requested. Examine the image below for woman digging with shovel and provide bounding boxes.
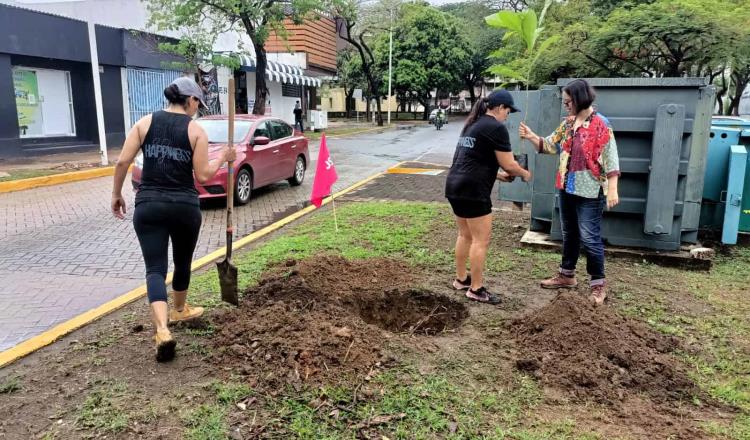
[112,77,235,362]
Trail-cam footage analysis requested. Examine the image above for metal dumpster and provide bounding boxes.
[700,117,750,243]
[500,78,715,251]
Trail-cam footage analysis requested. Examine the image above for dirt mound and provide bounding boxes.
[210,256,467,387]
[512,292,699,404]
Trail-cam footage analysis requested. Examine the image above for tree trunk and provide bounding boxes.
[252,43,269,115]
[729,72,749,116]
[468,83,477,106]
[375,98,383,126]
[345,87,354,119]
[420,96,430,120]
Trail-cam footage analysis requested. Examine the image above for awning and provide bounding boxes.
[238,55,322,87]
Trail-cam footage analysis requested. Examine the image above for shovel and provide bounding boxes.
[217,78,238,306]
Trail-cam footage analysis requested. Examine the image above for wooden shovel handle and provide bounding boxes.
[226,78,235,258]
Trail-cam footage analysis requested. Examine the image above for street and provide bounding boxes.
[0,120,462,351]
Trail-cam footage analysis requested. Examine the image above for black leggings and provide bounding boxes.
[133,201,202,303]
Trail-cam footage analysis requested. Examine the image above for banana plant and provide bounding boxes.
[484,0,559,112]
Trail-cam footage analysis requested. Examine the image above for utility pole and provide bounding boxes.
[88,21,108,166]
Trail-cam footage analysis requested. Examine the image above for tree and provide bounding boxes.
[588,0,654,16]
[590,0,738,78]
[332,0,391,125]
[334,49,366,118]
[377,2,470,119]
[485,0,559,93]
[442,1,505,105]
[145,0,324,115]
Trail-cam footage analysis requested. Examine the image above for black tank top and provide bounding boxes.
[135,110,199,206]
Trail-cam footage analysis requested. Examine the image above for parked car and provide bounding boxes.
[132,115,309,205]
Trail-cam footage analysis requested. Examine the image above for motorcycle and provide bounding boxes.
[435,115,444,130]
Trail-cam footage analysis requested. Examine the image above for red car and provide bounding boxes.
[132,115,309,205]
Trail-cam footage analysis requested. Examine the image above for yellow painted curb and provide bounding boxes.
[0,165,392,368]
[0,166,121,194]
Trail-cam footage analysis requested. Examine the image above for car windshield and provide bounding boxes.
[197,119,253,143]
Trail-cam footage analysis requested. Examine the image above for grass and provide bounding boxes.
[182,201,750,438]
[183,404,227,440]
[0,168,68,182]
[601,247,750,437]
[265,367,607,439]
[190,202,443,308]
[180,381,255,439]
[210,380,253,404]
[0,376,21,394]
[75,379,130,433]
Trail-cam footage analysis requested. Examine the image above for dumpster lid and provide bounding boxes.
[557,78,709,88]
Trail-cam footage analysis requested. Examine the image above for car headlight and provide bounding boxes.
[134,152,143,169]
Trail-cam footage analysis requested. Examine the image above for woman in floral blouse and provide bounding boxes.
[519,79,620,304]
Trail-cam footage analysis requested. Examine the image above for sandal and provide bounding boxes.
[466,287,502,305]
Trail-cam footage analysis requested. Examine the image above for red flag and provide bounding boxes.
[310,133,338,208]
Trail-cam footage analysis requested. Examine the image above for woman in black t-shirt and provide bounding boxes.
[112,77,234,362]
[445,89,531,304]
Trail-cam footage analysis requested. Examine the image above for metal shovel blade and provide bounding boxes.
[216,258,238,306]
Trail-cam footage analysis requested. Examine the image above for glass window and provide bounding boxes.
[269,120,292,140]
[196,119,252,143]
[282,83,302,97]
[253,121,271,139]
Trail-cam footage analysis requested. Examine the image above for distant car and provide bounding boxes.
[132,115,309,205]
[429,108,448,125]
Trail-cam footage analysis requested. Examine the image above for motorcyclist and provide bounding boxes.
[435,108,446,129]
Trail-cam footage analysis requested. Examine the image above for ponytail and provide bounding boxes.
[462,97,489,134]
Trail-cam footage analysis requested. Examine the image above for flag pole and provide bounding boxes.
[331,191,339,232]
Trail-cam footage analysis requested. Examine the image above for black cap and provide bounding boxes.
[487,89,520,113]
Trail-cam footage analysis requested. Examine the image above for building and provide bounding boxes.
[0,0,333,158]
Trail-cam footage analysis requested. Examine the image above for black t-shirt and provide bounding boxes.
[135,110,199,207]
[293,108,303,120]
[445,115,512,202]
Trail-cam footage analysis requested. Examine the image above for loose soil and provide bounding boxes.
[211,256,469,388]
[0,204,741,439]
[512,292,698,404]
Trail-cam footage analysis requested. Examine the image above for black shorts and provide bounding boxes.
[447,198,492,219]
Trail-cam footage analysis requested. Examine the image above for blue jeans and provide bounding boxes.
[558,190,605,282]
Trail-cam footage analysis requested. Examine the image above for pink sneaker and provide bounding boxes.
[465,287,501,305]
[452,275,471,290]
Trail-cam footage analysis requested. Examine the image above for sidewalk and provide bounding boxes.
[0,148,121,182]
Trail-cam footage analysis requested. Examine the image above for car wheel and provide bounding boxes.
[234,168,252,205]
[288,156,306,186]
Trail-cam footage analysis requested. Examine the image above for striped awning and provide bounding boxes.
[238,55,322,87]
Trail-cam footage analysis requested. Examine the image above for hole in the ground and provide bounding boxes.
[357,289,468,335]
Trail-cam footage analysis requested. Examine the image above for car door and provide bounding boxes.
[268,119,295,180]
[248,120,277,187]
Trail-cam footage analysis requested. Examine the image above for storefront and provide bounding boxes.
[0,5,116,157]
[0,4,188,158]
[235,55,322,125]
[13,66,76,138]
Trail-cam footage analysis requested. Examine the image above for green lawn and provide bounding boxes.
[183,201,750,439]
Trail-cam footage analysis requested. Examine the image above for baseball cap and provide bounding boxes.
[171,77,207,108]
[487,89,520,113]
